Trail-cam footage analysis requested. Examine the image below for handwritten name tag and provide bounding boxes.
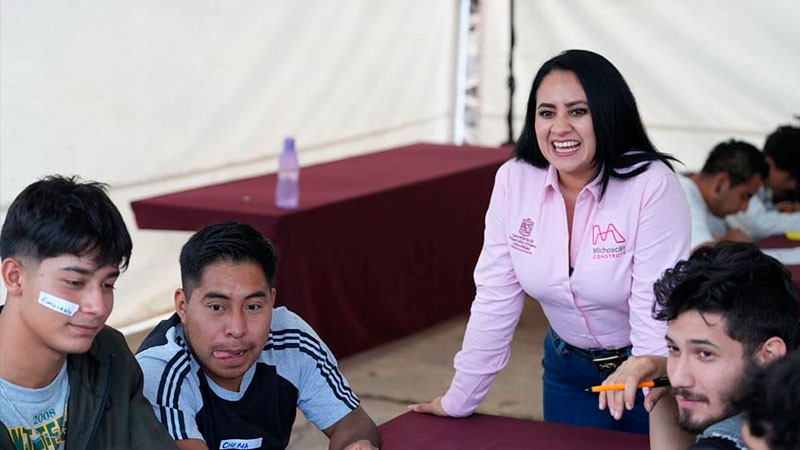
[219,438,263,449]
[38,291,79,317]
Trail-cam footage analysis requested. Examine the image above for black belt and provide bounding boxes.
[562,340,631,373]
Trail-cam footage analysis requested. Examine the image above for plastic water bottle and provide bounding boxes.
[275,137,299,209]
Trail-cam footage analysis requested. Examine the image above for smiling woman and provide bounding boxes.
[533,70,597,190]
[411,50,692,434]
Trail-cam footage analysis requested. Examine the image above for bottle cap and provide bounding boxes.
[284,137,295,151]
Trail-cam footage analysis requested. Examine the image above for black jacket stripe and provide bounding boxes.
[268,330,358,405]
[268,342,359,410]
[268,331,358,405]
[156,351,186,437]
[157,350,190,439]
[171,362,192,440]
[166,356,190,438]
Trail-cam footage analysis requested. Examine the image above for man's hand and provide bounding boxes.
[408,396,450,417]
[649,392,696,450]
[343,439,379,450]
[643,383,670,413]
[598,355,667,420]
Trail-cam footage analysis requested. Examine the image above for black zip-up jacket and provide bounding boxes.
[0,312,176,450]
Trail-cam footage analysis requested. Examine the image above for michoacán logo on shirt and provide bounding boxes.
[592,223,627,259]
[510,218,536,254]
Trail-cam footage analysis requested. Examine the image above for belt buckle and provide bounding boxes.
[592,354,628,373]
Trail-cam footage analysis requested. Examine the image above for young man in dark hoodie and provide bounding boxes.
[0,175,174,450]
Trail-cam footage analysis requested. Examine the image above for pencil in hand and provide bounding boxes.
[585,377,670,393]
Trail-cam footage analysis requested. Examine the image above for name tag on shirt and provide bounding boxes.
[220,438,263,449]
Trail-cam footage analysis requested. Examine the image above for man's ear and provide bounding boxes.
[175,288,189,324]
[712,172,731,194]
[765,155,775,170]
[1,258,27,297]
[756,336,787,366]
[269,287,276,307]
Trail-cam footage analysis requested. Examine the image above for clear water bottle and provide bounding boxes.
[275,137,299,209]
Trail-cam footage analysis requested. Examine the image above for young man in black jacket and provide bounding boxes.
[0,176,175,450]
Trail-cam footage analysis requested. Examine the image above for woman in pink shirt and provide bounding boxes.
[412,50,690,433]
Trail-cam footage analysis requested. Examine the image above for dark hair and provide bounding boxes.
[700,139,769,187]
[514,49,677,199]
[736,350,800,450]
[179,221,278,296]
[653,242,800,355]
[0,175,132,270]
[764,125,800,182]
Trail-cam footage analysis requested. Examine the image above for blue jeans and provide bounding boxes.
[542,328,649,434]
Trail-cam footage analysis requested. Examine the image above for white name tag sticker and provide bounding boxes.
[219,438,262,449]
[37,291,79,317]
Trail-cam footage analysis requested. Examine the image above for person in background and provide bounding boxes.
[735,349,800,450]
[677,140,768,249]
[647,242,800,450]
[136,221,380,450]
[727,125,800,240]
[411,49,691,433]
[0,176,175,449]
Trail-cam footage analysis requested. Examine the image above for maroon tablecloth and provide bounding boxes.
[378,412,649,450]
[132,143,512,357]
[758,234,800,294]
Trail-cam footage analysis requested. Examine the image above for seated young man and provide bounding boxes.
[727,125,800,240]
[0,176,175,449]
[678,140,768,249]
[136,221,380,450]
[736,349,800,450]
[646,242,800,449]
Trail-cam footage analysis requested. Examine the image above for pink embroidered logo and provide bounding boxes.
[519,218,534,237]
[592,223,626,245]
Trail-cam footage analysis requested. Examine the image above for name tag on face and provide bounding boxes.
[38,291,80,317]
[219,438,263,449]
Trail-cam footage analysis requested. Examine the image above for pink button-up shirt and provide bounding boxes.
[441,158,690,417]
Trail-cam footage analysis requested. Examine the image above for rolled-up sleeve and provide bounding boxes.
[441,163,526,417]
[628,173,690,356]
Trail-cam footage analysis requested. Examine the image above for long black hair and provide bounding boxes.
[515,49,678,198]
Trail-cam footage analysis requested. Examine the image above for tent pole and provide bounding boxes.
[503,0,516,146]
[452,0,471,146]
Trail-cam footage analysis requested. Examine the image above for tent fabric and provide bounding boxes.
[2,1,799,330]
[0,1,458,327]
[479,0,800,171]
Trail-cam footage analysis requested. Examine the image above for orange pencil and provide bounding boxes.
[586,377,670,393]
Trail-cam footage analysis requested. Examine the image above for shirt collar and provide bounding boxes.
[544,164,603,201]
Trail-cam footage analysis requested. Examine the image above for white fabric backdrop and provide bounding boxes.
[2,1,799,329]
[0,0,458,327]
[480,0,800,171]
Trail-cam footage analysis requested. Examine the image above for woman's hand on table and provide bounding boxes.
[598,355,667,420]
[409,396,451,417]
